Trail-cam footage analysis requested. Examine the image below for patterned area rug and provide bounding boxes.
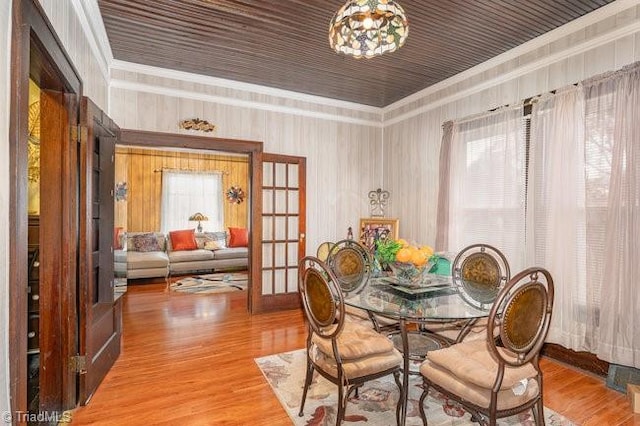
[255,349,575,426]
[169,272,248,294]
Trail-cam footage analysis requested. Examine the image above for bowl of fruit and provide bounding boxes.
[376,239,434,286]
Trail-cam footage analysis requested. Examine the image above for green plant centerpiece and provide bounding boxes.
[375,238,402,270]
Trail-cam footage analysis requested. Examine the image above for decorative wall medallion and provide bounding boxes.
[179,118,216,133]
[368,188,390,217]
[115,182,128,201]
[226,186,245,204]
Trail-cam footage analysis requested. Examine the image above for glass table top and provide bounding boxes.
[343,274,496,322]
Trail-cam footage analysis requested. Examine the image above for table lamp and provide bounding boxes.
[189,212,208,233]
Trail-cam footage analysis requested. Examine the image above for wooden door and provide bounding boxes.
[77,98,121,404]
[252,153,306,312]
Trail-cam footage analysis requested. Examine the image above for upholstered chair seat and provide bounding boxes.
[420,340,539,410]
[311,321,403,378]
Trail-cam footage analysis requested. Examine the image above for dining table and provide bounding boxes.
[343,273,497,426]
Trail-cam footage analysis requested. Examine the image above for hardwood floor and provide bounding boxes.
[70,283,639,425]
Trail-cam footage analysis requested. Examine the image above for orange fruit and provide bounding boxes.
[411,250,427,267]
[395,248,412,263]
[419,245,434,258]
[396,238,409,248]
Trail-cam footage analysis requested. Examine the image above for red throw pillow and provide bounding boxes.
[170,229,198,251]
[113,227,123,250]
[228,227,249,247]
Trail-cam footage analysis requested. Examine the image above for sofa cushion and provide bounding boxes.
[196,232,227,250]
[228,227,248,247]
[213,247,248,260]
[129,233,162,252]
[168,249,215,263]
[126,250,169,269]
[198,231,227,249]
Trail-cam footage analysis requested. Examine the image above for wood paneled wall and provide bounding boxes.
[115,147,249,233]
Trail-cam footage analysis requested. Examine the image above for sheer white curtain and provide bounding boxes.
[590,65,640,368]
[160,171,224,233]
[528,63,640,367]
[446,105,528,271]
[527,87,592,350]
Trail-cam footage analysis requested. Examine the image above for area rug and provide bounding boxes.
[169,272,247,294]
[255,349,575,426]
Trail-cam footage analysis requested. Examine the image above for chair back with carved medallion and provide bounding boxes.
[489,267,554,366]
[298,256,345,339]
[326,239,372,293]
[452,243,510,308]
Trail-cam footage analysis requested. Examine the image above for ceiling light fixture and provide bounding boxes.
[329,0,409,59]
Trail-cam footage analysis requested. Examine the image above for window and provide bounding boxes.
[443,63,640,365]
[446,105,527,272]
[160,171,224,233]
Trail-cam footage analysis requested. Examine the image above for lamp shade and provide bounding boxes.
[189,212,208,222]
[329,0,409,59]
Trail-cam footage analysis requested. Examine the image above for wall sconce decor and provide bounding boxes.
[179,118,216,133]
[368,188,390,217]
[115,182,128,201]
[189,212,209,233]
[226,186,245,204]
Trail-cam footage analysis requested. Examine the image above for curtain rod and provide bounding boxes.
[153,168,229,175]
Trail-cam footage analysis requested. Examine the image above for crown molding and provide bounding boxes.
[109,79,383,128]
[110,60,381,115]
[384,17,640,126]
[383,0,640,115]
[69,0,113,80]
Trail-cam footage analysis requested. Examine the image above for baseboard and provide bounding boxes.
[541,343,609,377]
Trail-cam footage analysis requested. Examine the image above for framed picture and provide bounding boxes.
[359,218,399,252]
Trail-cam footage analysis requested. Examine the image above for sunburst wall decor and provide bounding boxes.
[226,186,245,204]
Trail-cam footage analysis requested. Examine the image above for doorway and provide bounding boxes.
[10,0,82,415]
[115,145,251,303]
[118,130,307,313]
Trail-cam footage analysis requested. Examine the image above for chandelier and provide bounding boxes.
[329,0,409,59]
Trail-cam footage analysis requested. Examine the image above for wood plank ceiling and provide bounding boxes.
[98,0,614,107]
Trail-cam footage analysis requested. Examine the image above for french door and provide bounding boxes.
[252,153,306,313]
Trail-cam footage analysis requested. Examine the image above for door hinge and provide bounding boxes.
[70,355,87,374]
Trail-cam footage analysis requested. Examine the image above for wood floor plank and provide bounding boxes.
[69,283,640,425]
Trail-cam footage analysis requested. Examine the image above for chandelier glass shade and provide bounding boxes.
[329,0,409,59]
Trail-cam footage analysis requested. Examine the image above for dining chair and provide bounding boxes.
[424,243,510,343]
[298,256,403,426]
[418,267,554,426]
[326,239,371,293]
[316,241,335,262]
[326,239,398,331]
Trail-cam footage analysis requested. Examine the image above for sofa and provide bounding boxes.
[167,231,248,276]
[119,230,248,280]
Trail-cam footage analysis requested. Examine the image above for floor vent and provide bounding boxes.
[606,364,640,392]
